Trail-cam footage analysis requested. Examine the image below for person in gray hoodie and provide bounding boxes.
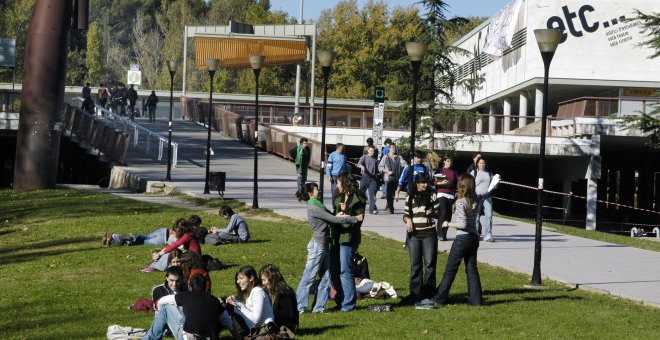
[358,145,381,214]
[294,182,364,313]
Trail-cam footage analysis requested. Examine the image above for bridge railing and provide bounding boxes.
[92,104,178,167]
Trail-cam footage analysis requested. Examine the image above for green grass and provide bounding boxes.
[495,212,660,252]
[1,189,659,339]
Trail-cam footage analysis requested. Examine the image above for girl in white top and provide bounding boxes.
[226,266,275,335]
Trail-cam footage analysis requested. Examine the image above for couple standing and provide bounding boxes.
[295,174,366,313]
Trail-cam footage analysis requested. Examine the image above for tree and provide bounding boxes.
[132,12,163,90]
[86,21,103,86]
[0,0,35,83]
[623,10,660,149]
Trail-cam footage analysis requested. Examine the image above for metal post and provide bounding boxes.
[319,66,330,199]
[166,66,175,181]
[203,70,216,195]
[252,68,261,208]
[408,60,421,220]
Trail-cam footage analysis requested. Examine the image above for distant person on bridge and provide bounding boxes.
[82,82,91,99]
[110,82,126,116]
[379,142,406,214]
[97,83,108,109]
[146,90,159,123]
[326,143,348,203]
[126,84,138,121]
[289,138,310,192]
[470,158,496,242]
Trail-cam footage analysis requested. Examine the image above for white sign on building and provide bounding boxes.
[127,64,141,86]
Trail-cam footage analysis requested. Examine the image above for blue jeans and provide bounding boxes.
[360,175,378,213]
[295,239,331,312]
[143,303,184,340]
[296,169,307,192]
[476,195,493,236]
[408,232,438,300]
[432,233,482,306]
[133,228,169,246]
[330,244,357,311]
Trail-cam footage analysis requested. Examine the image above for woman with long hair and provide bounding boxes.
[416,175,483,308]
[226,266,275,337]
[294,182,362,313]
[399,172,441,306]
[331,174,366,312]
[260,264,299,335]
[144,221,202,272]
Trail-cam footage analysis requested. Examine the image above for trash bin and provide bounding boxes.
[209,171,226,197]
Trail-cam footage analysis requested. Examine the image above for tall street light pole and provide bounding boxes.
[203,58,219,195]
[166,60,178,182]
[317,50,336,200]
[529,29,562,288]
[405,42,427,219]
[250,55,265,209]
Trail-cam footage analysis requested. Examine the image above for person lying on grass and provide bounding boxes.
[101,217,185,246]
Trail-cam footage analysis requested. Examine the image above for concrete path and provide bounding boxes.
[106,118,660,308]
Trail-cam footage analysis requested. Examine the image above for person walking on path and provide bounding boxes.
[415,174,483,309]
[289,138,310,192]
[435,155,458,241]
[146,90,159,123]
[399,172,441,306]
[127,84,138,121]
[330,174,366,312]
[294,182,362,313]
[470,158,496,242]
[326,143,348,203]
[357,145,380,214]
[379,143,406,214]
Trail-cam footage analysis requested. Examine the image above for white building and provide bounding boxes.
[442,0,660,230]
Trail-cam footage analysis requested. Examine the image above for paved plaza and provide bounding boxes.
[107,117,660,308]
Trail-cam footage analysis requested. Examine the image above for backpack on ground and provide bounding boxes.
[106,324,147,340]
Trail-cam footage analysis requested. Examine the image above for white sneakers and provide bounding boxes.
[483,234,495,242]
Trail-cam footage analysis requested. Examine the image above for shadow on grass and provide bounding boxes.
[0,228,17,236]
[485,294,584,306]
[297,325,347,336]
[0,245,100,266]
[0,236,97,253]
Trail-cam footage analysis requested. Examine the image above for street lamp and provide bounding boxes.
[529,29,562,287]
[317,50,336,200]
[203,58,219,195]
[405,41,427,219]
[250,55,265,209]
[165,60,178,182]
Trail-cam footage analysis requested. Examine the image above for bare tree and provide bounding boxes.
[132,12,163,90]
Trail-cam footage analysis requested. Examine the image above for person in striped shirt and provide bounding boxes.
[399,172,441,306]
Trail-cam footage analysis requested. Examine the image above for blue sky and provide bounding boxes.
[269,0,513,21]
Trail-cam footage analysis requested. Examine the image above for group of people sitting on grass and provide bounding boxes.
[144,261,298,340]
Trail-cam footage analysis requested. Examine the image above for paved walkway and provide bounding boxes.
[108,118,660,308]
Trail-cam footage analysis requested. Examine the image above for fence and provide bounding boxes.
[93,104,178,167]
[61,103,130,164]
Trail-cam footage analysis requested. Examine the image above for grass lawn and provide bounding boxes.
[1,189,658,339]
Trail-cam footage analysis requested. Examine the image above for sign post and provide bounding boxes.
[372,86,385,149]
[127,64,141,86]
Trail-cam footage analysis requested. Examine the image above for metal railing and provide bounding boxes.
[94,104,178,167]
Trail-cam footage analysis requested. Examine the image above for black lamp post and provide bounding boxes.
[529,29,562,287]
[203,58,219,195]
[250,55,265,209]
[317,50,336,200]
[405,41,427,219]
[165,60,178,182]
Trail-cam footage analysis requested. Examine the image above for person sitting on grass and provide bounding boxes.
[142,274,233,340]
[102,218,185,246]
[205,206,250,245]
[260,264,299,337]
[225,266,276,338]
[142,221,201,273]
[151,266,185,314]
